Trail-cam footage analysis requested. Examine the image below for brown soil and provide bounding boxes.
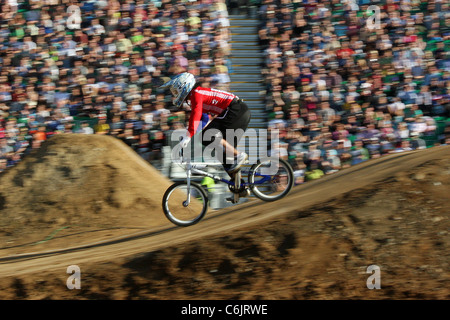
[0,134,448,300]
[0,134,185,253]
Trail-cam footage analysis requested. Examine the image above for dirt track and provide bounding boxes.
[0,135,448,300]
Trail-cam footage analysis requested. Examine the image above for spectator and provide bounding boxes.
[80,121,94,135]
[305,161,324,181]
[136,132,151,162]
[350,140,370,165]
[410,132,427,150]
[393,139,413,153]
[0,157,6,173]
[94,117,110,135]
[321,149,341,174]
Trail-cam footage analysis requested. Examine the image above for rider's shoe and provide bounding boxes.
[239,188,250,198]
[226,196,239,204]
[227,152,248,174]
[226,188,249,203]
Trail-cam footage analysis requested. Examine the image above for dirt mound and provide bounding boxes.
[0,145,448,300]
[0,134,176,253]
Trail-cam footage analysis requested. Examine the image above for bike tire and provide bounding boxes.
[162,181,208,227]
[248,158,294,202]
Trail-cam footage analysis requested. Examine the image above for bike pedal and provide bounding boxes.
[226,196,239,204]
[192,164,207,169]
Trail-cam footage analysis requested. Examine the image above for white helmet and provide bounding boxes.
[159,72,196,108]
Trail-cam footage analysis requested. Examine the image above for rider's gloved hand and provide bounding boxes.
[180,135,191,148]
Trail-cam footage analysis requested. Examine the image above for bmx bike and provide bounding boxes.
[162,149,294,227]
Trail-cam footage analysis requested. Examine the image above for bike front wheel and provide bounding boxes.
[248,158,294,202]
[162,181,208,227]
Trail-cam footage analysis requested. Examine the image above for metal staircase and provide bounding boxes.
[228,15,267,160]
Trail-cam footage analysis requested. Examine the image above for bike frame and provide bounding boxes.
[181,156,272,206]
[191,166,272,186]
[177,137,275,205]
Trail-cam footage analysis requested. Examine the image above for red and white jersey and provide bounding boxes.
[186,87,236,137]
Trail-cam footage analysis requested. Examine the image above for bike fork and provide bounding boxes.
[233,170,241,204]
[183,158,192,207]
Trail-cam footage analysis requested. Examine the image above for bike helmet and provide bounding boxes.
[159,72,196,108]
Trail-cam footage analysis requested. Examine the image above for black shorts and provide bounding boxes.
[201,98,251,148]
[201,98,251,170]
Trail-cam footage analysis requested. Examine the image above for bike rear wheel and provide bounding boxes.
[162,181,208,227]
[248,158,294,202]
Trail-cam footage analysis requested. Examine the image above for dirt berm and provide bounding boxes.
[0,134,448,300]
[0,134,178,252]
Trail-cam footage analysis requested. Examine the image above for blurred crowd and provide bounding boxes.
[257,0,450,184]
[0,0,231,172]
[0,0,449,185]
